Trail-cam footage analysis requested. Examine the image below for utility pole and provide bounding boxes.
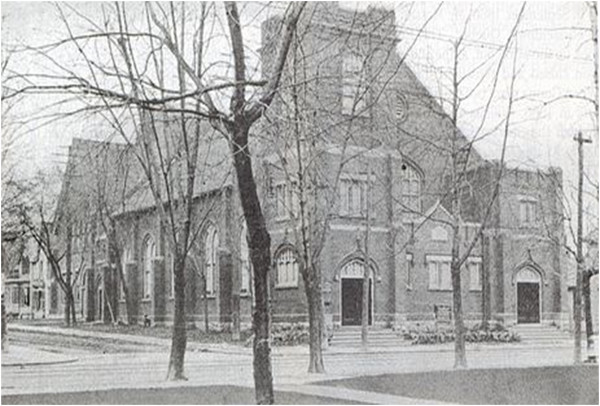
[574,131,591,364]
[361,162,371,348]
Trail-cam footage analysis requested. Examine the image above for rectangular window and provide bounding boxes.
[342,55,368,116]
[519,199,537,225]
[427,255,452,291]
[468,259,482,291]
[406,253,414,290]
[205,262,215,295]
[274,182,299,220]
[339,176,369,217]
[400,165,421,215]
[241,259,250,294]
[275,183,287,218]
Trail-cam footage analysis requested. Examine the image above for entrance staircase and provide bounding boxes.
[329,324,575,348]
[512,324,573,346]
[328,326,407,348]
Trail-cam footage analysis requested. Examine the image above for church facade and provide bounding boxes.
[52,4,568,330]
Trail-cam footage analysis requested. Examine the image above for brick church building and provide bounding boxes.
[52,4,567,330]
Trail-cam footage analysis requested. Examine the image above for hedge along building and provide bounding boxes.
[52,3,566,329]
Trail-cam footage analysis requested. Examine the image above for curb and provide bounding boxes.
[2,357,78,368]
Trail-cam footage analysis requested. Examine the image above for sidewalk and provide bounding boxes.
[1,345,78,367]
[8,322,579,358]
[276,383,454,405]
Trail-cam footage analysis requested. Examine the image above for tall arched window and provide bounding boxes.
[142,236,156,299]
[276,248,298,288]
[120,248,131,301]
[80,270,87,318]
[204,225,219,295]
[401,163,422,213]
[240,223,252,294]
[168,252,175,298]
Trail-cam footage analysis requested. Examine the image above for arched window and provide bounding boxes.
[204,225,219,295]
[120,248,131,301]
[240,223,252,294]
[80,270,87,318]
[168,252,175,298]
[142,236,156,299]
[276,248,298,288]
[401,163,422,213]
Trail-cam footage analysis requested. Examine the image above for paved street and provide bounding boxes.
[2,331,587,404]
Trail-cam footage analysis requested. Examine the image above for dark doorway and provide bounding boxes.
[517,282,540,323]
[341,278,372,326]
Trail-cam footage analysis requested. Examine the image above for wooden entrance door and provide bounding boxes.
[341,279,372,326]
[517,282,540,323]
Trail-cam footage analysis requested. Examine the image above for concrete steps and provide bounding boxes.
[329,327,407,347]
[330,324,576,348]
[512,324,573,345]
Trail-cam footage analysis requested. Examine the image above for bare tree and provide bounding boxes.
[14,171,87,326]
[5,2,305,400]
[446,6,525,368]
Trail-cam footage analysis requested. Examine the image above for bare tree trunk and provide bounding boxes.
[231,125,274,405]
[481,235,490,329]
[574,132,590,364]
[65,227,73,327]
[69,292,77,326]
[451,226,467,368]
[1,295,7,352]
[125,291,135,325]
[64,289,75,327]
[361,162,371,347]
[167,254,187,380]
[305,270,324,373]
[203,275,209,333]
[583,271,594,349]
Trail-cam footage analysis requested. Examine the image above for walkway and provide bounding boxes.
[276,384,453,405]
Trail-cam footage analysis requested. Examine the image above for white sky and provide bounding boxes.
[2,1,598,232]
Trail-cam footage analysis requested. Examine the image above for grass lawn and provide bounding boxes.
[74,323,253,344]
[320,365,598,404]
[1,385,363,405]
[15,319,252,345]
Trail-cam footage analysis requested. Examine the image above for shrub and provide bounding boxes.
[245,323,310,347]
[404,324,520,345]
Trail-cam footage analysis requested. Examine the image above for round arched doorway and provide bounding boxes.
[339,260,373,326]
[516,267,541,324]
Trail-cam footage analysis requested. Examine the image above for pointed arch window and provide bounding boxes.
[401,163,422,214]
[142,236,156,299]
[120,248,132,301]
[204,225,219,295]
[276,248,298,288]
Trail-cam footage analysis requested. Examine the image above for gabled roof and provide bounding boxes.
[58,122,234,222]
